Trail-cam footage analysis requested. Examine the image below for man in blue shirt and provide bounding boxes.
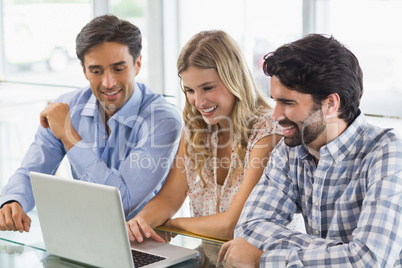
[0,15,182,233]
[218,34,402,267]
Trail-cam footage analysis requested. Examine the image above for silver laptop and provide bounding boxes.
[30,171,198,268]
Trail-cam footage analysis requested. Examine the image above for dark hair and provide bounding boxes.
[263,34,363,125]
[76,14,142,65]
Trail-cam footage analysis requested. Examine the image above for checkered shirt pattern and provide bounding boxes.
[235,113,402,267]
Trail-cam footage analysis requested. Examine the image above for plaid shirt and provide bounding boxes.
[235,113,402,267]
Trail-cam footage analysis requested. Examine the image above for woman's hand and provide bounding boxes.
[126,216,166,243]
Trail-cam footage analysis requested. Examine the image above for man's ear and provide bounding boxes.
[324,93,340,117]
[134,55,142,76]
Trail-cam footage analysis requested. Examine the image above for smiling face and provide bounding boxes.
[181,66,236,127]
[82,42,141,120]
[270,76,327,149]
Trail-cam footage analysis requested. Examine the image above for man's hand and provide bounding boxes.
[0,202,31,232]
[218,237,263,268]
[40,103,81,151]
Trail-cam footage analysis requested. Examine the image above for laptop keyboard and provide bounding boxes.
[132,249,166,267]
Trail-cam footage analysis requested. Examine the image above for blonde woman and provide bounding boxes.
[127,30,282,242]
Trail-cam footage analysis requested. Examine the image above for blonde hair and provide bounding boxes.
[177,30,271,185]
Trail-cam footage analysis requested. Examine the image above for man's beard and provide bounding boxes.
[279,105,326,148]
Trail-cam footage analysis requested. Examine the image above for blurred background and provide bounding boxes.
[0,0,401,188]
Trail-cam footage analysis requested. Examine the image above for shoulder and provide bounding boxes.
[342,113,402,154]
[53,86,93,106]
[243,111,283,153]
[137,83,182,123]
[352,123,402,188]
[247,111,282,147]
[362,123,402,154]
[251,111,282,136]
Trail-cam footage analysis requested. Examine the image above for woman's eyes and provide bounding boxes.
[185,86,214,93]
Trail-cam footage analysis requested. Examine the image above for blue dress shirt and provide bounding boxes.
[235,112,402,267]
[0,83,182,220]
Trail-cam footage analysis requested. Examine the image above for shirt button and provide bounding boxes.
[315,229,319,235]
[315,200,319,207]
[103,135,107,139]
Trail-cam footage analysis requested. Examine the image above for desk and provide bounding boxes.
[0,210,224,267]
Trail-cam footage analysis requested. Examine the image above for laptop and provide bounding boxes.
[29,171,198,268]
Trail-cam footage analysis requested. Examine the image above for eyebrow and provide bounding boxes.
[87,61,127,69]
[198,81,215,87]
[111,61,127,67]
[183,81,215,90]
[271,96,296,103]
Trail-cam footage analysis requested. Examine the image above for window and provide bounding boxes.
[177,0,303,104]
[2,0,92,87]
[0,0,93,187]
[110,0,149,86]
[315,0,402,119]
[1,0,402,188]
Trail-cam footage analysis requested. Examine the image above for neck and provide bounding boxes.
[307,117,348,159]
[99,104,112,135]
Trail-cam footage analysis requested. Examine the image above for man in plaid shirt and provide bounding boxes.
[218,34,402,267]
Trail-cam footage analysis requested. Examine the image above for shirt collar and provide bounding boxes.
[324,110,365,164]
[297,110,366,163]
[80,83,142,129]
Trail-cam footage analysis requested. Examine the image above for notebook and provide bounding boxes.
[29,171,198,268]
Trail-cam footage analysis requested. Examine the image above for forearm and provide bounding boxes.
[0,173,34,212]
[60,127,82,151]
[237,189,401,267]
[166,211,236,240]
[137,196,182,228]
[236,218,381,268]
[257,238,378,268]
[1,127,65,211]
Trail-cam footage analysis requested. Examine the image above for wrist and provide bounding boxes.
[1,200,20,209]
[62,129,82,151]
[255,250,263,268]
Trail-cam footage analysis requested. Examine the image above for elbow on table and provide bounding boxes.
[217,218,237,240]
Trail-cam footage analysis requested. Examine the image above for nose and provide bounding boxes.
[193,91,206,108]
[101,70,116,89]
[272,103,283,122]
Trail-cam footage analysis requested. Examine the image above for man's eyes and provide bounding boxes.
[89,67,125,74]
[114,67,125,72]
[90,69,102,75]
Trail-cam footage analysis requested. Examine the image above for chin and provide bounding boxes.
[202,117,215,125]
[204,121,216,126]
[284,138,302,147]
